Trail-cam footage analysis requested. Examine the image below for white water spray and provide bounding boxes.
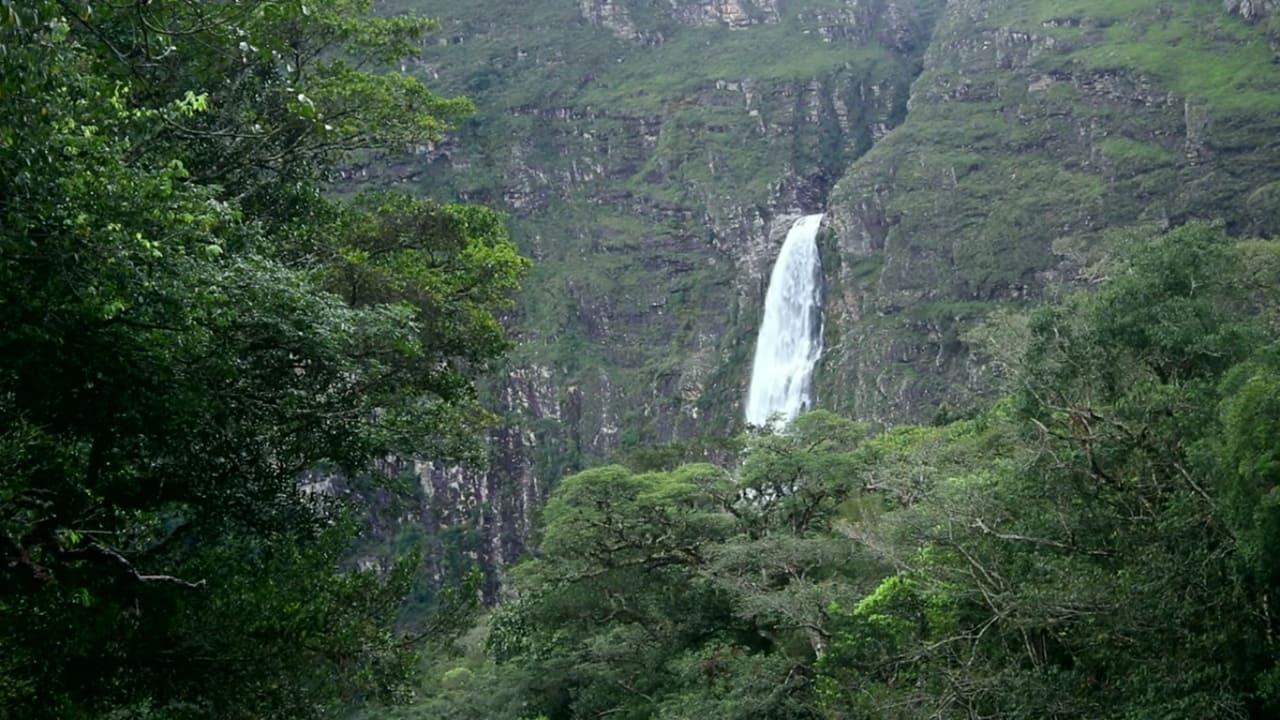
[745,213,825,428]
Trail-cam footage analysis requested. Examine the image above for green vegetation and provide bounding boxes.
[374,222,1280,719]
[0,2,525,718]
[1025,0,1280,113]
[819,0,1280,424]
[6,1,1280,719]
[359,0,943,449]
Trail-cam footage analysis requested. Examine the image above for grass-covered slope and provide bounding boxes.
[372,0,942,438]
[371,223,1280,719]
[821,0,1280,423]
[377,1,940,444]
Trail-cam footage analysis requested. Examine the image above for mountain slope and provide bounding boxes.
[358,0,1280,586]
[358,0,944,584]
[822,0,1280,423]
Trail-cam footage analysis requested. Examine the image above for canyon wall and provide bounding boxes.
[359,0,1280,589]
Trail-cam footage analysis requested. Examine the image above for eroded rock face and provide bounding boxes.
[579,0,646,40]
[580,0,783,34]
[1225,0,1277,22]
[818,0,1280,425]
[346,0,942,587]
[801,0,926,51]
[669,0,781,28]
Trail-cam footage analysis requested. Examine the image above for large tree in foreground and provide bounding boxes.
[0,2,525,718]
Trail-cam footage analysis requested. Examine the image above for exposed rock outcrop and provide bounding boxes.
[349,0,943,587]
[819,0,1280,424]
[579,0,646,41]
[1225,0,1277,22]
[669,0,781,28]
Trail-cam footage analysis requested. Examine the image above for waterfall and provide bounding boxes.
[746,213,826,429]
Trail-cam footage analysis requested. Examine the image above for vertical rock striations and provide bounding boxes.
[669,0,782,28]
[352,0,943,585]
[820,0,1280,424]
[1224,0,1278,22]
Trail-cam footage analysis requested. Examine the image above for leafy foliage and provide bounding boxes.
[389,223,1280,720]
[380,413,871,719]
[1,2,524,718]
[820,224,1280,719]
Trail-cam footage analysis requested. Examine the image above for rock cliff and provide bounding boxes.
[821,0,1280,424]
[359,0,1280,589]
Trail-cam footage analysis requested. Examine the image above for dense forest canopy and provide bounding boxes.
[3,1,1280,720]
[1,1,525,717]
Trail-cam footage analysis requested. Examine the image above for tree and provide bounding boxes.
[817,223,1280,719]
[413,415,870,720]
[0,2,525,718]
[383,223,1280,720]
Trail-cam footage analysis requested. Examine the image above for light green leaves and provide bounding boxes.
[174,91,208,117]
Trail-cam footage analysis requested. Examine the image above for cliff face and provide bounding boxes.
[358,0,942,586]
[821,0,1280,424]
[1225,0,1278,22]
[579,0,784,38]
[359,0,1280,587]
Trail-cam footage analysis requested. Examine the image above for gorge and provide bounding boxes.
[5,1,1280,717]
[356,0,1280,592]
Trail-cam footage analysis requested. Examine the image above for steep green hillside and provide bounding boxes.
[355,0,944,582]
[374,221,1280,720]
[822,0,1280,422]
[356,0,1280,584]
[378,0,940,437]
